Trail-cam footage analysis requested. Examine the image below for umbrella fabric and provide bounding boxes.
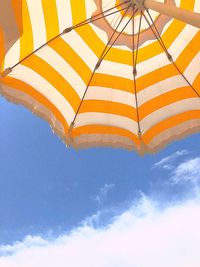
[0,0,23,60]
[0,0,200,153]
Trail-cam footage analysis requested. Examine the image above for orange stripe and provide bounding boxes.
[143,110,200,144]
[73,125,139,145]
[193,73,200,90]
[49,37,91,84]
[139,86,198,119]
[22,54,81,111]
[20,0,34,60]
[1,76,68,132]
[79,100,137,121]
[41,0,59,41]
[91,74,133,93]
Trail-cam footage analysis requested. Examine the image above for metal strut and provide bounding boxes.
[132,8,143,137]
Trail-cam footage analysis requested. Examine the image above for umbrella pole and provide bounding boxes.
[143,0,200,29]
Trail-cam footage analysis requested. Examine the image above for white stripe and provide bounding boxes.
[75,112,138,135]
[141,98,200,132]
[4,39,20,69]
[168,25,199,60]
[86,86,136,107]
[85,0,97,17]
[138,75,187,106]
[56,0,72,32]
[61,31,98,71]
[96,61,133,79]
[194,0,200,12]
[184,51,200,83]
[8,64,75,125]
[35,45,86,97]
[26,0,46,49]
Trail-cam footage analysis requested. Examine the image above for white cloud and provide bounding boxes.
[153,150,189,170]
[0,194,200,267]
[1,154,200,267]
[171,157,200,185]
[94,183,115,205]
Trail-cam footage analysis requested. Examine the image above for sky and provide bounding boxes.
[0,96,200,267]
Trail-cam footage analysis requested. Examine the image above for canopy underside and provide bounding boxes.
[0,0,200,154]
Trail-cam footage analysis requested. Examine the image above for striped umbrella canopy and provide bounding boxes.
[0,0,200,154]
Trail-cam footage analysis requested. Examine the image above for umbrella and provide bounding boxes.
[0,0,200,153]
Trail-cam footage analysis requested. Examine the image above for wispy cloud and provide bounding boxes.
[0,236,49,256]
[153,152,200,197]
[94,183,115,205]
[171,157,200,186]
[153,150,189,170]
[0,194,200,267]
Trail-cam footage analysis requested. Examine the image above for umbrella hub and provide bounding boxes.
[117,0,141,17]
[131,0,145,8]
[91,0,175,49]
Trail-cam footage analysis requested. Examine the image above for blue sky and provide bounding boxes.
[0,96,200,266]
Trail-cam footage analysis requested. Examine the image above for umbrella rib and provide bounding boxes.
[144,9,200,98]
[68,5,135,143]
[132,9,143,136]
[133,10,143,76]
[1,2,130,77]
